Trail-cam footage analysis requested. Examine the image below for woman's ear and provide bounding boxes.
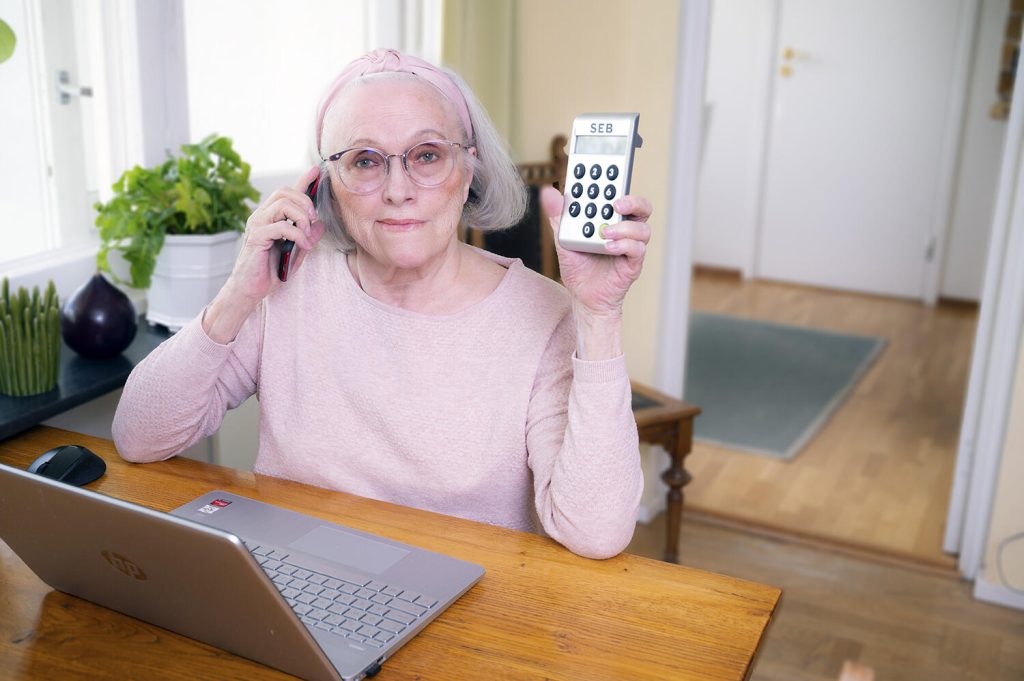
[462,146,477,203]
[314,165,330,218]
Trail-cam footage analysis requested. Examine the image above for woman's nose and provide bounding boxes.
[381,160,416,203]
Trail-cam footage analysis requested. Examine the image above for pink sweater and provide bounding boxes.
[113,247,643,558]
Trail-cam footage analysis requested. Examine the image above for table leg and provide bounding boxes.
[660,418,694,563]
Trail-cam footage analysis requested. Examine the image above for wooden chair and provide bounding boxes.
[465,135,567,282]
[466,136,701,563]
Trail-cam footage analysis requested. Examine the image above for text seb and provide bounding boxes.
[589,122,614,133]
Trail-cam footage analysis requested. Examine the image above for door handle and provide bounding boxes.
[57,69,93,105]
[780,47,810,77]
[782,47,811,61]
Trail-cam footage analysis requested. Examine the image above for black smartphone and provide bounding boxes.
[277,177,320,282]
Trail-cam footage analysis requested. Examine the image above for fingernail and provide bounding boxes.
[307,208,317,220]
[601,225,616,239]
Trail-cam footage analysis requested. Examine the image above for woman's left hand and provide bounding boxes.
[540,186,652,317]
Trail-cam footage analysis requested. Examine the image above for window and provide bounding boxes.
[182,0,443,188]
[182,0,368,178]
[0,0,106,266]
[1,0,440,285]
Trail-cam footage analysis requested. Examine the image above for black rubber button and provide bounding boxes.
[574,163,586,179]
[607,165,619,181]
[582,222,595,238]
[585,203,597,219]
[603,184,616,200]
[590,164,602,180]
[568,201,581,218]
[587,184,600,199]
[601,204,614,220]
[571,182,583,198]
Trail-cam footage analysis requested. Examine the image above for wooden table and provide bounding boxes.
[632,382,702,564]
[0,427,778,681]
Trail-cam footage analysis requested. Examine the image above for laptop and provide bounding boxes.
[0,463,484,681]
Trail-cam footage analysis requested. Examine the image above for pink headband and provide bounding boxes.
[315,48,474,154]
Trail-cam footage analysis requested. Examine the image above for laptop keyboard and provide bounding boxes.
[245,543,438,649]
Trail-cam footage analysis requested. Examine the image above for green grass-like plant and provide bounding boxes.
[0,278,60,396]
[94,133,260,289]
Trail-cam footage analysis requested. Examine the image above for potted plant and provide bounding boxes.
[95,133,259,330]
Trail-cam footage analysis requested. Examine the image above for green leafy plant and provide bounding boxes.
[0,278,60,397]
[95,133,259,289]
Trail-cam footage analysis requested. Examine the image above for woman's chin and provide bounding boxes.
[369,228,457,269]
[375,241,446,271]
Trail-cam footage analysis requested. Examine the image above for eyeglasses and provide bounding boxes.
[323,140,472,194]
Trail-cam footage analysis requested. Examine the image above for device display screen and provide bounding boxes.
[575,135,628,155]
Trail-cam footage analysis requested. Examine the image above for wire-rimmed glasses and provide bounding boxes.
[323,140,472,195]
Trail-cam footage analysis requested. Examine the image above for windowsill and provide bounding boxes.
[4,243,147,315]
[4,242,100,278]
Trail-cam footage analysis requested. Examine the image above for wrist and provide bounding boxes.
[573,302,623,361]
[203,283,260,344]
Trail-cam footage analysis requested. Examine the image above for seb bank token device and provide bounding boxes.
[559,113,642,254]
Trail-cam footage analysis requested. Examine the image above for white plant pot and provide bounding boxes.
[146,232,241,331]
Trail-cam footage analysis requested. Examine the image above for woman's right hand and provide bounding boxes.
[202,165,325,343]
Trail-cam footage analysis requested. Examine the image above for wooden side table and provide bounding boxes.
[631,381,701,564]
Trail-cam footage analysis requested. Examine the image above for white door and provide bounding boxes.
[757,0,967,299]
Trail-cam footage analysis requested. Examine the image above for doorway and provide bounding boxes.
[678,0,1005,565]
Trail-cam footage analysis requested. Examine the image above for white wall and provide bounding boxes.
[943,0,1009,300]
[514,0,684,522]
[42,389,124,440]
[515,0,681,385]
[978,329,1024,605]
[41,387,258,469]
[695,0,1005,301]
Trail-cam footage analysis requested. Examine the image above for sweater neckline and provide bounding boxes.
[335,246,521,320]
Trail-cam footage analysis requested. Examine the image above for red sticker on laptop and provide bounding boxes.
[211,499,232,508]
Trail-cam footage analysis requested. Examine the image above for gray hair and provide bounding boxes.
[315,68,528,253]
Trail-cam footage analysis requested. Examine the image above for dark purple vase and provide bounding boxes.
[61,273,137,359]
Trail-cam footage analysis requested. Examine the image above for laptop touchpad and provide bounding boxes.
[289,525,408,574]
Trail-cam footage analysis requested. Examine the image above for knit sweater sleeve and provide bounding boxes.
[526,314,643,559]
[112,307,263,462]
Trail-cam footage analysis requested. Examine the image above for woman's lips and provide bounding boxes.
[378,219,425,231]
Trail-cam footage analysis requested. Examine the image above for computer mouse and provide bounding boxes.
[28,444,106,486]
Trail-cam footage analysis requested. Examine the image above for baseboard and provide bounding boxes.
[685,507,960,576]
[973,575,1024,611]
[692,264,743,279]
[937,295,980,310]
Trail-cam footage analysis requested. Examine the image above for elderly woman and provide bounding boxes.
[113,49,652,559]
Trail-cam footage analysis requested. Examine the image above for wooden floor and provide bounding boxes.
[627,514,1024,681]
[683,272,979,567]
